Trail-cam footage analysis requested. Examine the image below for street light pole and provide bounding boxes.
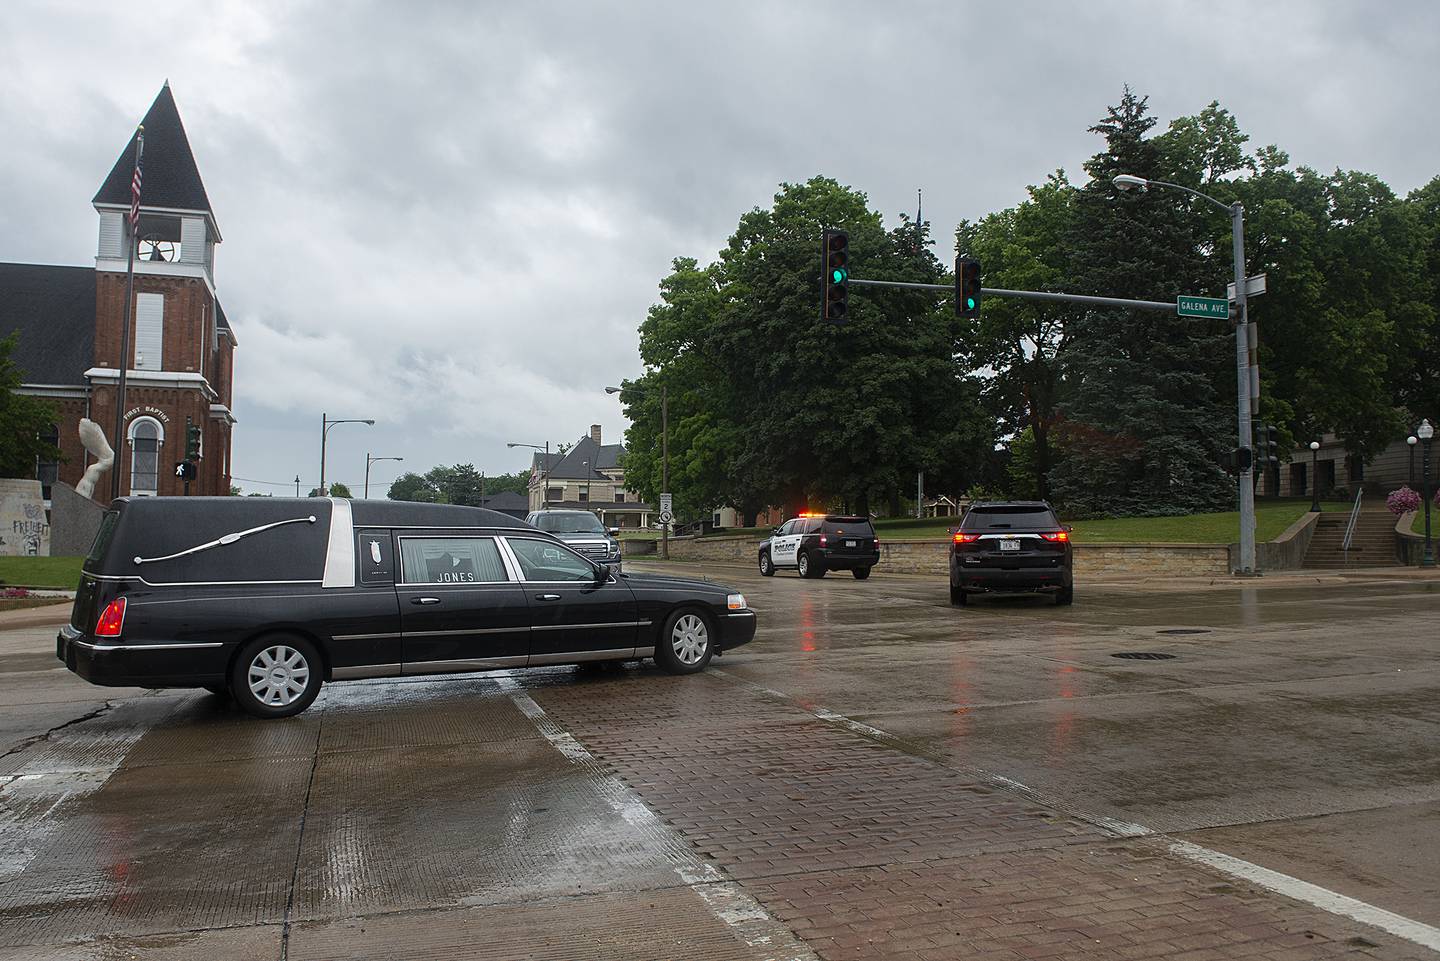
[1420,419,1434,568]
[1309,441,1321,513]
[1114,175,1257,575]
[320,413,374,495]
[364,454,403,499]
[506,441,551,511]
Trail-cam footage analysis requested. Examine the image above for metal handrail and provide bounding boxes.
[1341,488,1365,561]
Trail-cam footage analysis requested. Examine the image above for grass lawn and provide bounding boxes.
[0,556,86,589]
[699,498,1352,545]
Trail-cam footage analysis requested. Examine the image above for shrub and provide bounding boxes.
[1387,486,1420,515]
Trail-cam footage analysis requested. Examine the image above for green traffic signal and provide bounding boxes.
[966,297,976,310]
[832,268,847,284]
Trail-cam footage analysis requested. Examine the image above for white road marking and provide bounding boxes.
[714,668,1440,955]
[498,678,819,961]
[1169,840,1440,952]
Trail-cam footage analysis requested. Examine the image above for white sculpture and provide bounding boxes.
[76,418,115,499]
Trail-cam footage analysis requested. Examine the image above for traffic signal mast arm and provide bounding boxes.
[846,276,1204,315]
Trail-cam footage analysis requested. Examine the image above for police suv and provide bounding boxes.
[758,514,880,579]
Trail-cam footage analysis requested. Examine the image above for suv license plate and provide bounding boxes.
[845,539,857,548]
[999,539,1020,552]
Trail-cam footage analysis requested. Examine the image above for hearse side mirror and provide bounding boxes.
[593,563,609,583]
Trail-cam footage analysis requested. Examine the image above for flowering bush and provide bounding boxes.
[1387,486,1421,515]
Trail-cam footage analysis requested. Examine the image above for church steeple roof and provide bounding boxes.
[93,83,217,230]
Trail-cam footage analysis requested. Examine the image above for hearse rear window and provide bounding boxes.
[84,511,120,570]
[399,537,508,584]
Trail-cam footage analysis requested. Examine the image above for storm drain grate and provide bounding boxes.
[1157,628,1211,635]
[1111,652,1177,661]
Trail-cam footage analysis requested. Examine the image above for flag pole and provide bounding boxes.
[111,125,144,501]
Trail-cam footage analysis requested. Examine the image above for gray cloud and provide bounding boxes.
[2,0,1437,493]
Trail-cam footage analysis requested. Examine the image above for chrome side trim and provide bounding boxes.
[528,648,636,665]
[402,656,528,675]
[726,611,756,617]
[635,646,655,658]
[84,574,322,587]
[400,626,531,638]
[132,515,318,566]
[322,498,356,589]
[74,640,225,652]
[330,631,402,641]
[332,663,403,680]
[530,621,646,632]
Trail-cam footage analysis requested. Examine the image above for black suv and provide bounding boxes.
[759,514,880,579]
[949,501,1073,606]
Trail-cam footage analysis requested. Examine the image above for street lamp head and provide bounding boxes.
[1309,441,1320,451]
[604,386,622,395]
[1420,419,1435,441]
[1113,174,1149,192]
[1410,435,1420,446]
[363,420,375,426]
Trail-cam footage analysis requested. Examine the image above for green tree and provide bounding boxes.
[308,482,351,497]
[482,470,530,497]
[957,172,1078,499]
[1050,89,1235,516]
[386,471,440,502]
[0,334,61,479]
[624,178,991,521]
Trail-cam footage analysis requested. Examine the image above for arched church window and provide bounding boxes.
[128,417,164,496]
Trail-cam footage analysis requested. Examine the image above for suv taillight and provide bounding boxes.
[819,535,828,547]
[95,597,128,637]
[1040,531,1069,542]
[953,533,981,544]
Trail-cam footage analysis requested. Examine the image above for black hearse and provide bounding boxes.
[59,498,756,718]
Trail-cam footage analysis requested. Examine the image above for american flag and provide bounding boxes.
[127,128,145,234]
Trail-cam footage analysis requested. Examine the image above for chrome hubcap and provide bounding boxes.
[799,555,808,575]
[670,614,709,665]
[248,645,310,707]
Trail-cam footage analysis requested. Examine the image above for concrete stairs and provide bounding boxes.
[1302,508,1402,569]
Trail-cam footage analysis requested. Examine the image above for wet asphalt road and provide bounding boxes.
[1,566,1437,959]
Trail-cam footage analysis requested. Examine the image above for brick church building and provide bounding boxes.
[1,83,236,504]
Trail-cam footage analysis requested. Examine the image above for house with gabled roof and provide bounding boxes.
[526,425,652,528]
[1,83,236,503]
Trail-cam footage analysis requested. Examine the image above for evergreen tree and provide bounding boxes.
[1050,89,1234,516]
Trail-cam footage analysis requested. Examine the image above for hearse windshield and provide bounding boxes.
[533,512,606,535]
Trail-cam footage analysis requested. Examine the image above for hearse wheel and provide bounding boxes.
[232,634,323,719]
[759,551,775,576]
[655,608,714,675]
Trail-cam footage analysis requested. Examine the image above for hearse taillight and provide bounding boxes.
[95,597,128,638]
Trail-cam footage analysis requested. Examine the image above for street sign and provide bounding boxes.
[1177,295,1230,319]
[658,493,673,526]
[1226,273,1267,301]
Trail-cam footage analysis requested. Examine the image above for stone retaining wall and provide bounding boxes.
[663,534,1232,577]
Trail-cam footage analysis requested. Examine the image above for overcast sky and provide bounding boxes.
[3,1,1437,496]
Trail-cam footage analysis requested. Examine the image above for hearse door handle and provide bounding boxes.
[411,597,441,606]
[535,593,561,601]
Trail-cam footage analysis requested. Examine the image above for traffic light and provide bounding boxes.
[821,229,849,325]
[185,424,203,461]
[955,256,981,318]
[1221,447,1255,475]
[1254,422,1280,465]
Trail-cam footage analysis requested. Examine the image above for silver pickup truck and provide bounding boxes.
[524,509,624,571]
